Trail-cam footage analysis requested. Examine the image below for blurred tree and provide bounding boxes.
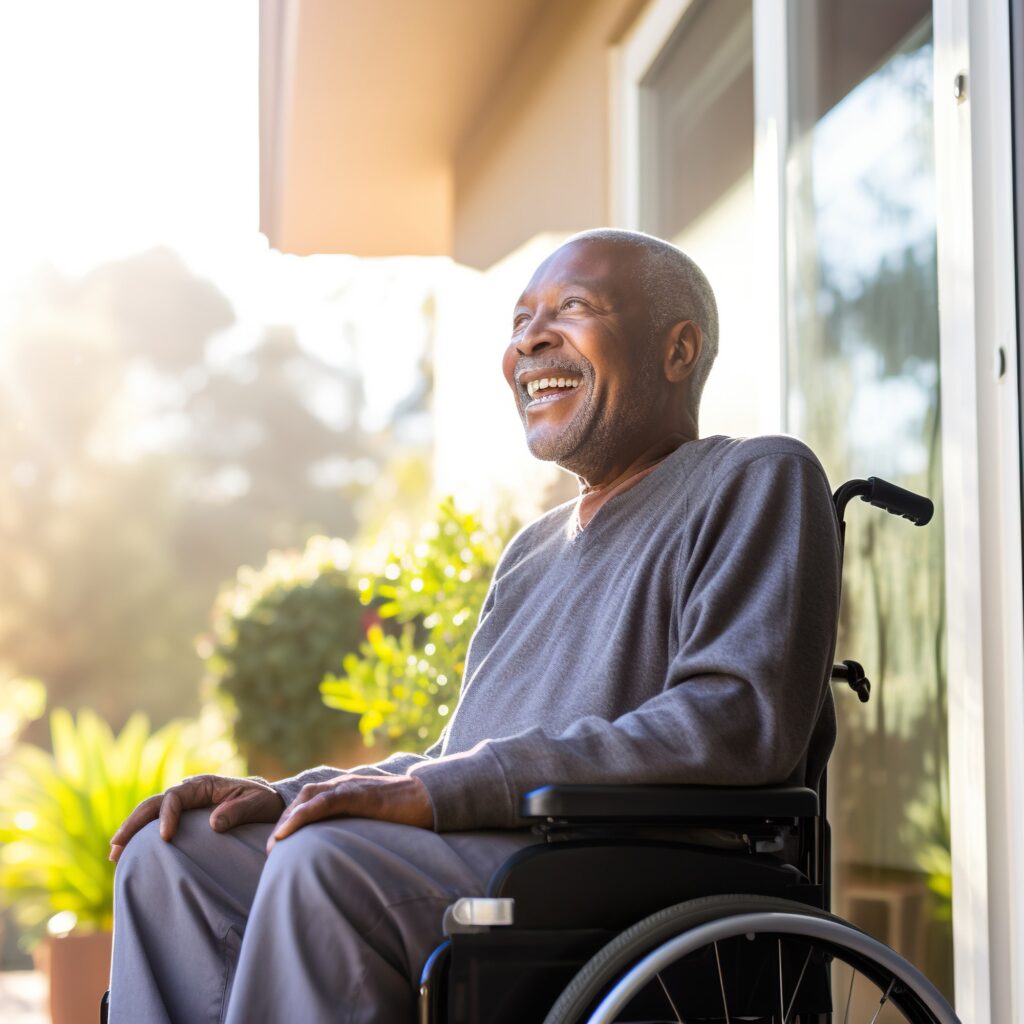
[0,248,435,733]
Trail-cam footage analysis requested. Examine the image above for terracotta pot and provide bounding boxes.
[34,930,112,1024]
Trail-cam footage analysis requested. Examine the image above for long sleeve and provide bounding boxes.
[409,450,841,831]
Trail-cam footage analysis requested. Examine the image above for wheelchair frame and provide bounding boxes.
[418,477,958,1023]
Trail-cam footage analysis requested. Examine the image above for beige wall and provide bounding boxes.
[260,0,549,258]
[452,0,644,270]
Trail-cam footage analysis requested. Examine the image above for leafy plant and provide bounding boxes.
[321,498,513,751]
[203,536,366,774]
[0,706,241,949]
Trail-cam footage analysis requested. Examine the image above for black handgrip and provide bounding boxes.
[863,477,933,526]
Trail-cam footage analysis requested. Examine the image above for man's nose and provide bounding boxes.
[516,313,561,356]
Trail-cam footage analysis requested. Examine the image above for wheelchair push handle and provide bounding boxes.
[833,476,933,527]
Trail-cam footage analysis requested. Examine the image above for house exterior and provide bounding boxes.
[258,0,1024,1018]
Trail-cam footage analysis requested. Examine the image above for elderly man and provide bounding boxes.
[108,229,840,1023]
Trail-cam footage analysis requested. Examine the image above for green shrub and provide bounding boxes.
[0,706,241,949]
[203,536,366,774]
[321,498,513,751]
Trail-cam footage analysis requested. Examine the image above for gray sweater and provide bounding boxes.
[274,435,841,832]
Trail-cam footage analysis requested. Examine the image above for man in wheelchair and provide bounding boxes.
[107,229,844,1023]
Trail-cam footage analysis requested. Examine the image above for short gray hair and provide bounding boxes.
[566,228,720,406]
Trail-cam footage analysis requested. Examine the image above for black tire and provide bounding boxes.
[542,893,960,1024]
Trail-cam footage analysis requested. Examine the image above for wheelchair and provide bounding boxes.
[416,476,960,1023]
[99,477,959,1023]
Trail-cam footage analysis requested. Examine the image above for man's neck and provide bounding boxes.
[578,432,695,495]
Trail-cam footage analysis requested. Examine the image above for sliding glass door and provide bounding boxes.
[784,0,952,1002]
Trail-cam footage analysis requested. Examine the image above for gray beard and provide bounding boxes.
[521,355,663,484]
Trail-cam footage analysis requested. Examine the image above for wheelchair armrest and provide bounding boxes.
[520,784,818,822]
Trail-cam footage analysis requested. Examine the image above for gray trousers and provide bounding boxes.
[109,810,539,1023]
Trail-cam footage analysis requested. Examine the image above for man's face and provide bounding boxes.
[502,239,660,476]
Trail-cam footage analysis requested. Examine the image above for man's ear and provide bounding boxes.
[663,320,703,383]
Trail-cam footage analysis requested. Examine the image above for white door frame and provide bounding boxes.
[609,0,785,433]
[614,0,1024,1019]
[933,0,1024,1018]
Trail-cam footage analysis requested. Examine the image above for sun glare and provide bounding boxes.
[0,1,258,283]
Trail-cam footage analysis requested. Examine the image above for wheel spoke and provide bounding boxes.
[782,945,813,1022]
[867,978,896,1024]
[712,941,731,1024]
[654,971,684,1023]
[842,962,855,1024]
[778,940,785,1023]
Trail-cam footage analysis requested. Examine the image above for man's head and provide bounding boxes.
[502,229,719,486]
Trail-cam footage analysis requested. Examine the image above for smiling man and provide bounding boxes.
[107,230,841,1024]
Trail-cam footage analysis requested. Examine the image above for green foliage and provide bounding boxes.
[0,706,241,949]
[321,499,512,751]
[907,783,953,923]
[204,537,367,773]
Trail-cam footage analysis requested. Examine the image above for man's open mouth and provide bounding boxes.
[525,376,582,405]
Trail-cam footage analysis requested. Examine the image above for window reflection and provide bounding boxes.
[786,6,952,1000]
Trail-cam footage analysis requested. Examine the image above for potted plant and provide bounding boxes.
[0,705,241,1024]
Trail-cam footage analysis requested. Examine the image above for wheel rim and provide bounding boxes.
[586,912,959,1024]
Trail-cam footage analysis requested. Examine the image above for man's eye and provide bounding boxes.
[512,314,530,331]
[561,298,585,311]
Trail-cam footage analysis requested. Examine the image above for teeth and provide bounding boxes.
[526,377,581,398]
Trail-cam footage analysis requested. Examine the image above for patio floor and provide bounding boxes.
[0,970,48,1023]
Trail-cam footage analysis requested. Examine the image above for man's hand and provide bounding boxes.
[109,774,286,863]
[267,774,434,853]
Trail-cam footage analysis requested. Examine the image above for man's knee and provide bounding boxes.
[115,810,228,896]
[260,820,352,892]
[114,819,164,890]
[258,819,434,919]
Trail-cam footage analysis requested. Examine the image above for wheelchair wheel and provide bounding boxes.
[542,893,959,1024]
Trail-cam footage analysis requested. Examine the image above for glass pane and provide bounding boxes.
[639,0,764,438]
[786,1,953,1002]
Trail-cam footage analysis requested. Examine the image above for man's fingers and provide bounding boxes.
[158,789,184,841]
[157,778,214,841]
[266,791,336,852]
[109,794,163,848]
[210,788,284,832]
[110,775,281,855]
[289,782,332,809]
[277,791,334,837]
[209,799,239,832]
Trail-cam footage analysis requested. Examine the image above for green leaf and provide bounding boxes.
[0,707,240,947]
